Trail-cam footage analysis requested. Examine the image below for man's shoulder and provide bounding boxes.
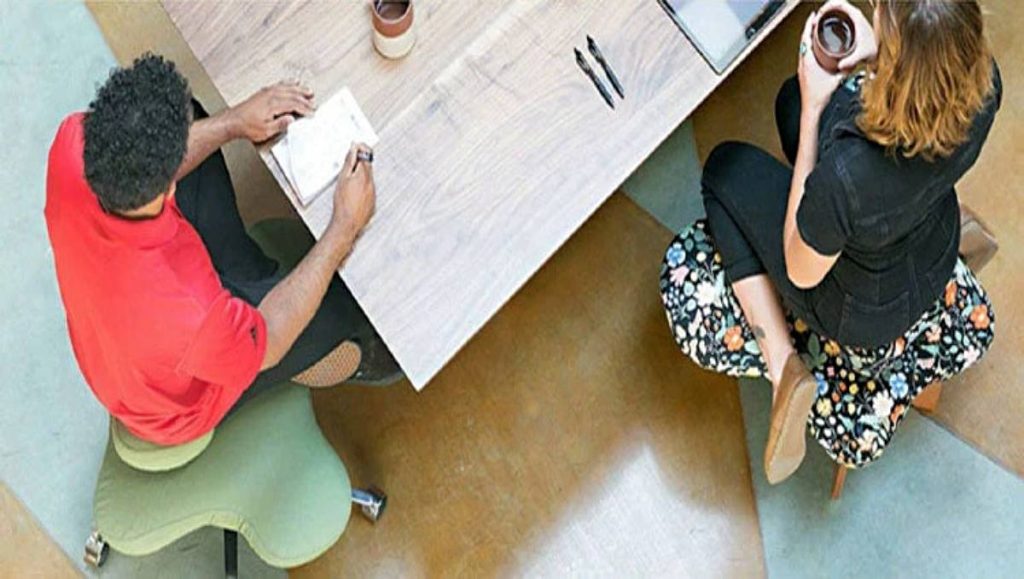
[50,112,87,158]
[45,112,89,215]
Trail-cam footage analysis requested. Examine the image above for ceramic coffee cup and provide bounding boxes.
[372,0,416,60]
[812,8,856,73]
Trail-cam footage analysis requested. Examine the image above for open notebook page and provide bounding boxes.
[271,88,379,206]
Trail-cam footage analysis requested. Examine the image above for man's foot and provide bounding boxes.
[347,331,404,386]
[764,353,818,485]
[293,341,362,388]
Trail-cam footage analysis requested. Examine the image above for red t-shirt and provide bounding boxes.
[44,113,267,445]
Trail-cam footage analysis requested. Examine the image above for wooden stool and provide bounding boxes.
[826,203,991,500]
[830,382,944,500]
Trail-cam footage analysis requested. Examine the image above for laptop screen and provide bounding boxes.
[658,0,786,73]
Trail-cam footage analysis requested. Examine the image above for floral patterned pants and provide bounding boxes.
[660,220,995,468]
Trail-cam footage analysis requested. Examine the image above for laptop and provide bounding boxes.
[657,0,787,74]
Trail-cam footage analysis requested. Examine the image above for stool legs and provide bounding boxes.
[828,382,943,501]
[912,382,944,414]
[83,530,109,568]
[352,487,388,523]
[831,464,850,500]
[224,529,238,578]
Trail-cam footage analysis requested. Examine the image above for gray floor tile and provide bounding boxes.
[739,378,1024,579]
[621,120,704,233]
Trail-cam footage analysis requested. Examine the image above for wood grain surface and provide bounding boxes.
[163,0,798,388]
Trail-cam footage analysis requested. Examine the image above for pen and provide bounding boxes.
[574,48,615,110]
[587,36,624,99]
[353,149,374,174]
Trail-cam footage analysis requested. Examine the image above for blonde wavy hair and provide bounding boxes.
[859,0,994,160]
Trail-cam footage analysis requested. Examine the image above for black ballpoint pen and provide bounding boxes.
[587,36,624,99]
[575,48,615,110]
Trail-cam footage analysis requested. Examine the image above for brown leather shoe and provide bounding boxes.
[764,354,818,485]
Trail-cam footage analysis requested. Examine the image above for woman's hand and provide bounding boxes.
[227,81,316,143]
[799,11,844,116]
[821,0,879,72]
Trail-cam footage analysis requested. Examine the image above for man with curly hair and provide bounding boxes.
[44,54,400,445]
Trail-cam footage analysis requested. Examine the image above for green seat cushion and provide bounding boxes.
[111,420,213,472]
[247,218,315,273]
[94,384,352,568]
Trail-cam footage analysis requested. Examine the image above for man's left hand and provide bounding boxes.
[228,81,315,143]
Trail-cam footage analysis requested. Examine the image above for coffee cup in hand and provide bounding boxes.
[812,9,856,74]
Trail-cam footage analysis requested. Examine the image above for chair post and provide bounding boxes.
[912,382,944,414]
[831,464,849,500]
[351,487,388,523]
[224,529,238,579]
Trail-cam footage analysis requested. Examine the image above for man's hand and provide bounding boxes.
[227,81,316,143]
[799,11,844,116]
[331,143,376,240]
[820,0,879,72]
[257,142,375,370]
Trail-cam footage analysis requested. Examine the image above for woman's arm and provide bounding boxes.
[174,81,315,181]
[783,12,844,289]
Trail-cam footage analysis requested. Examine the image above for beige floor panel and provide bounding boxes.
[293,195,764,577]
[692,1,1024,476]
[931,0,1024,476]
[0,482,79,579]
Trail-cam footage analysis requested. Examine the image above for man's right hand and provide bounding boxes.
[331,143,376,241]
[257,142,375,370]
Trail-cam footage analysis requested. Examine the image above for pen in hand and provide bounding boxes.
[575,48,615,110]
[353,148,374,174]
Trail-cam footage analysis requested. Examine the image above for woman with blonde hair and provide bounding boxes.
[661,0,1001,482]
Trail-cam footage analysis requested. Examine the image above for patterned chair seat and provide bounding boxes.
[659,219,995,468]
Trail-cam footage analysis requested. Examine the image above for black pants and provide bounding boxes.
[175,101,373,405]
[701,77,818,326]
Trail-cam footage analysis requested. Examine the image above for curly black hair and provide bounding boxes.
[84,53,192,213]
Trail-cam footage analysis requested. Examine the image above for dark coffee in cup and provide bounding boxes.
[820,15,853,53]
[812,9,857,73]
[375,0,409,21]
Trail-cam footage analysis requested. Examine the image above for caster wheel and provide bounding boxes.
[351,486,387,523]
[84,530,109,568]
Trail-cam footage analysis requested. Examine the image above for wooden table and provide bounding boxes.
[162,0,798,389]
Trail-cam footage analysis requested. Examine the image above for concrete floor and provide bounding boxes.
[292,195,764,577]
[2,1,1022,577]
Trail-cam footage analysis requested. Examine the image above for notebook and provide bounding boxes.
[271,88,379,206]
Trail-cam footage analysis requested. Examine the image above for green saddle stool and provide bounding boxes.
[85,384,386,574]
[85,219,386,575]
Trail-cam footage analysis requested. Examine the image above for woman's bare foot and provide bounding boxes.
[764,353,818,484]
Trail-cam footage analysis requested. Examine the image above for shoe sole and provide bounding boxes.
[345,369,405,387]
[765,377,817,484]
[293,342,362,388]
